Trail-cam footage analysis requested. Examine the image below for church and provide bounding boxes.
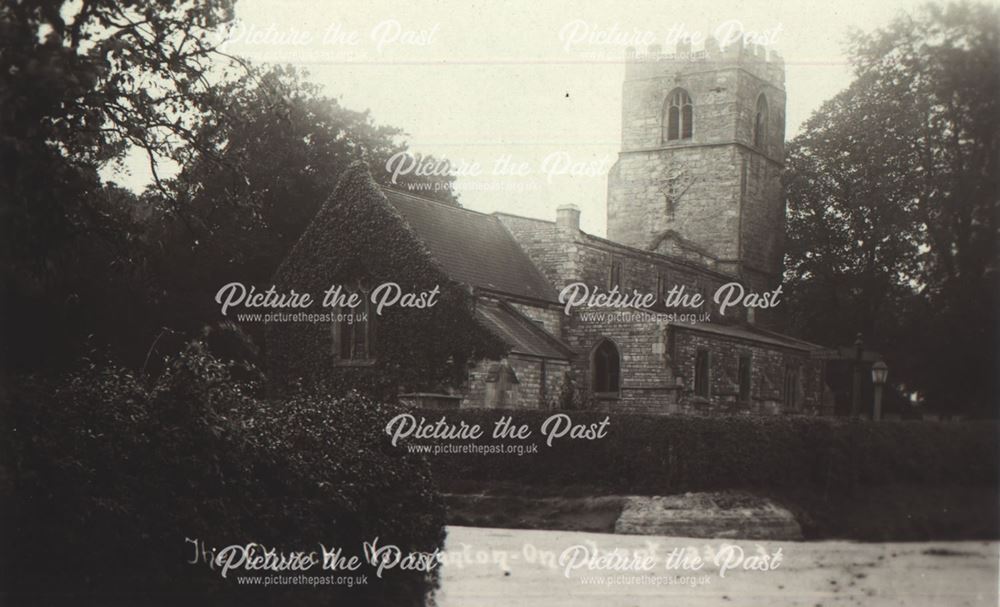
[267,39,833,416]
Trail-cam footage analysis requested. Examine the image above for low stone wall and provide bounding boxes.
[614,492,802,540]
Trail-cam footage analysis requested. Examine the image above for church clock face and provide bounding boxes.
[658,165,697,220]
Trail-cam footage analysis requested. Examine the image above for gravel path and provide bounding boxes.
[437,526,998,607]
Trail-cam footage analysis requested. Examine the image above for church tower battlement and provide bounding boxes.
[607,38,786,292]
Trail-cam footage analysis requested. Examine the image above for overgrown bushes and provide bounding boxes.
[414,409,999,495]
[0,343,445,606]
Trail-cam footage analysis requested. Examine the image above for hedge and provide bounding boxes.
[412,409,999,495]
[1,343,445,607]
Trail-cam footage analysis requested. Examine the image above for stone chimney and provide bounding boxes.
[556,204,580,237]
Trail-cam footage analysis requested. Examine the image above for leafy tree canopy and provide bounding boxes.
[784,1,999,414]
[1,1,459,370]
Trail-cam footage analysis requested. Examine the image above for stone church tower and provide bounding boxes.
[607,39,786,293]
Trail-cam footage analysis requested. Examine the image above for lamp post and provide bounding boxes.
[871,361,888,421]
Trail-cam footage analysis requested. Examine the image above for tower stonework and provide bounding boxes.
[607,40,786,293]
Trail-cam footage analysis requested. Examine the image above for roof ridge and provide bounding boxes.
[680,321,824,352]
[379,185,499,220]
[492,211,555,224]
[749,325,826,350]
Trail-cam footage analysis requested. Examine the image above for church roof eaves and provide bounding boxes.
[382,188,560,303]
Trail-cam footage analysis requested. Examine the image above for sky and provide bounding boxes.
[113,0,932,236]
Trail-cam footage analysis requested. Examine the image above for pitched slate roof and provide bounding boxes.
[383,188,559,302]
[680,321,825,352]
[475,299,572,360]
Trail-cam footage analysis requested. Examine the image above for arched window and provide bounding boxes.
[663,89,693,142]
[592,339,621,395]
[332,284,376,363]
[753,94,768,148]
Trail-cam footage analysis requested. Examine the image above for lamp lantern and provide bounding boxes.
[871,360,888,421]
[872,361,888,385]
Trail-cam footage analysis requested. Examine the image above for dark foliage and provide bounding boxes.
[783,2,1000,415]
[0,344,446,606]
[1,0,238,268]
[415,409,999,495]
[2,4,459,374]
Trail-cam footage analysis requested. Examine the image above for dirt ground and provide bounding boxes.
[436,526,999,607]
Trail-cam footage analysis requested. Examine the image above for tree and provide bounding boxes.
[1,0,241,266]
[141,65,459,354]
[784,1,999,414]
[1,0,241,369]
[1,4,458,369]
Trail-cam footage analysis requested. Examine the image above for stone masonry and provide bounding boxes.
[273,38,831,416]
[496,206,827,415]
[607,39,786,299]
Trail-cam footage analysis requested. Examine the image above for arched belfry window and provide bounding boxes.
[663,88,693,142]
[592,339,621,396]
[753,94,768,148]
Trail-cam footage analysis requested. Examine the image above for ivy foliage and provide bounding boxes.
[267,162,508,397]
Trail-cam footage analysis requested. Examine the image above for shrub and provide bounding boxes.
[412,409,999,495]
[0,342,445,606]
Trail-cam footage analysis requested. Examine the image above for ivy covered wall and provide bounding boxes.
[266,162,507,398]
